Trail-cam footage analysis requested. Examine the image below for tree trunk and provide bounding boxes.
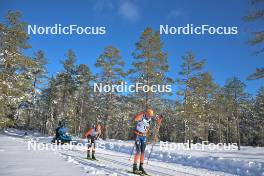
[78,98,84,136]
[218,114,222,143]
[184,120,187,143]
[236,117,241,150]
[234,92,241,150]
[104,117,109,139]
[188,120,192,148]
[226,117,230,145]
[204,119,209,142]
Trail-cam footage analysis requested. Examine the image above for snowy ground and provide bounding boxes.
[0,128,263,176]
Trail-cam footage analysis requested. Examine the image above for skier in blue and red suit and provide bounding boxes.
[132,108,163,175]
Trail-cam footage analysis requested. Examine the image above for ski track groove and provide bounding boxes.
[97,153,199,176]
[60,148,200,176]
[103,154,200,176]
[59,151,131,176]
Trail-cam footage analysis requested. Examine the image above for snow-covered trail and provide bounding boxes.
[0,130,234,176]
[58,147,231,176]
[58,148,199,176]
[2,128,263,176]
[0,132,202,176]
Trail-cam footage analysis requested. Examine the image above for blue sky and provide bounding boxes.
[0,0,263,96]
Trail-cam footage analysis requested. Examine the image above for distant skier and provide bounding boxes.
[55,121,63,141]
[132,108,163,175]
[52,121,72,144]
[84,124,101,160]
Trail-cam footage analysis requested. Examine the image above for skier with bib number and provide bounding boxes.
[132,108,163,175]
[84,124,101,160]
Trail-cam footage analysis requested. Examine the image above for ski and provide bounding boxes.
[127,170,142,175]
[126,171,151,176]
[85,157,98,161]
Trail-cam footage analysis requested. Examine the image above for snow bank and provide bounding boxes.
[101,140,264,176]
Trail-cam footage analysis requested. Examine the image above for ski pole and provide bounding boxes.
[147,126,157,164]
[129,142,135,161]
[146,141,155,164]
[147,115,163,164]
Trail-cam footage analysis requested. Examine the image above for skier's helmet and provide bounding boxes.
[146,108,154,117]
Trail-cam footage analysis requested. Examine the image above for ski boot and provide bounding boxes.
[92,151,96,160]
[139,163,148,175]
[87,150,90,159]
[133,163,141,174]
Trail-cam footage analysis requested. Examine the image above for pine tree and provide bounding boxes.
[24,50,48,129]
[75,64,93,135]
[32,50,48,96]
[239,96,256,146]
[212,88,228,144]
[130,27,172,110]
[95,46,126,139]
[193,72,217,142]
[177,51,205,148]
[41,77,59,134]
[158,99,178,142]
[54,49,78,132]
[0,11,36,126]
[244,0,264,79]
[253,87,264,146]
[224,77,247,150]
